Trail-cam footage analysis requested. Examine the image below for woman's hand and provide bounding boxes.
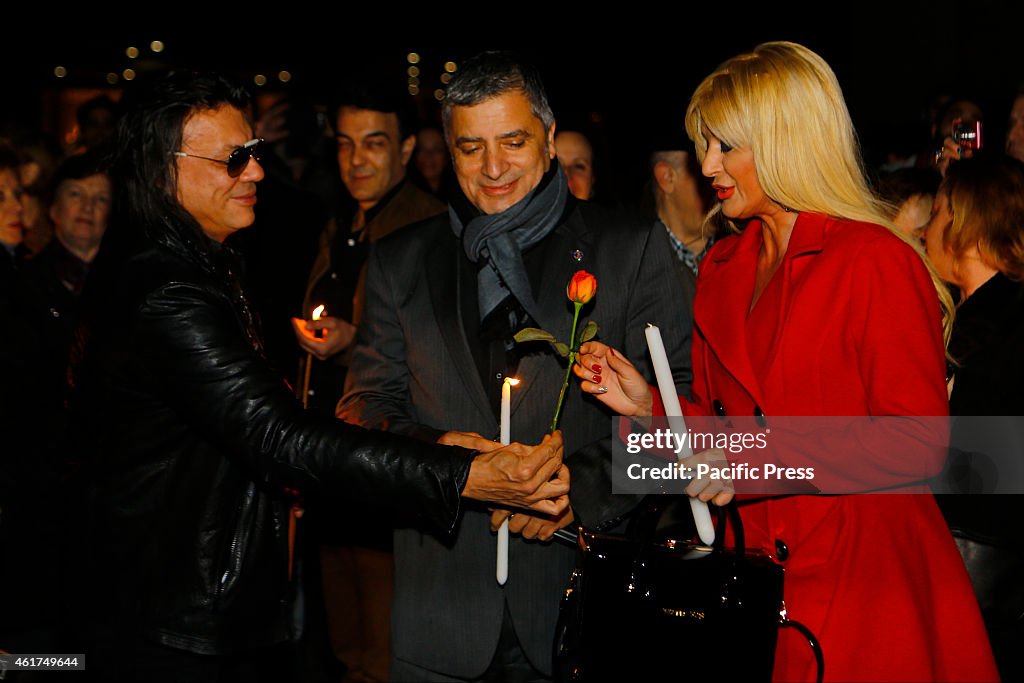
[680,447,735,506]
[573,341,654,416]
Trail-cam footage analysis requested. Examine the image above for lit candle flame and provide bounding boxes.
[505,377,520,387]
[312,304,325,321]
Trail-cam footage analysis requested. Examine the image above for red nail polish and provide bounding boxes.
[592,364,602,373]
[593,375,602,383]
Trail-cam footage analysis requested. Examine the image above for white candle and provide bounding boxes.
[497,377,519,585]
[644,324,715,545]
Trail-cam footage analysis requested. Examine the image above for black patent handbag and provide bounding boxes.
[553,495,823,682]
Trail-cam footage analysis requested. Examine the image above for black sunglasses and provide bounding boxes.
[174,138,264,178]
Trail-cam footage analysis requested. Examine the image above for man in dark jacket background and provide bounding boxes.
[291,83,447,683]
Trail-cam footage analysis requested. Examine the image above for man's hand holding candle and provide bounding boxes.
[291,315,357,360]
[460,431,570,516]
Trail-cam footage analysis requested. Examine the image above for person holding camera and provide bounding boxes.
[573,42,999,682]
[932,97,985,176]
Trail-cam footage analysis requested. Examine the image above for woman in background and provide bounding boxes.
[0,142,27,290]
[924,154,1024,682]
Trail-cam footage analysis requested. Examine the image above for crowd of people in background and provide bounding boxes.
[1,46,1022,682]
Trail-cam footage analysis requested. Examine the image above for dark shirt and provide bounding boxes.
[459,243,549,422]
[305,180,409,416]
[940,270,1024,683]
[14,240,92,410]
[0,240,78,639]
[948,272,1024,415]
[936,271,1024,542]
[660,219,715,278]
[309,180,408,323]
[0,241,28,300]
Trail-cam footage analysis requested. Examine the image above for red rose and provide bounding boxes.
[566,270,597,304]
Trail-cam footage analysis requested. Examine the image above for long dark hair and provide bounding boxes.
[70,72,254,404]
[109,70,251,268]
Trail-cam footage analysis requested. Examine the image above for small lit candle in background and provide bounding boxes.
[497,376,520,585]
[301,305,326,410]
[311,305,326,338]
[644,323,715,545]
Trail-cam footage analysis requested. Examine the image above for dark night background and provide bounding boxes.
[3,4,1022,202]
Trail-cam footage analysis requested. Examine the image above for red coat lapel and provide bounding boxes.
[695,223,764,407]
[758,212,827,390]
[694,213,830,410]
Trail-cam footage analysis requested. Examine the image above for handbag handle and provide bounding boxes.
[626,494,744,553]
[780,617,825,683]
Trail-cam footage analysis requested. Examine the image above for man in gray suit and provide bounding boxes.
[339,51,693,681]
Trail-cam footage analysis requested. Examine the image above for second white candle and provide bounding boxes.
[497,377,519,585]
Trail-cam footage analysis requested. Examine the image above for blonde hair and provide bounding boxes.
[685,41,954,341]
[940,155,1024,282]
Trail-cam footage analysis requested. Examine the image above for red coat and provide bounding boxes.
[679,212,999,682]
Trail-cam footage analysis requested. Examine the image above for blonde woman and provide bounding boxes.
[575,42,998,681]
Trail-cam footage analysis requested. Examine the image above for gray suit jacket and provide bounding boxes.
[339,200,693,677]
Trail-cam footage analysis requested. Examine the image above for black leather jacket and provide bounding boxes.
[70,227,472,655]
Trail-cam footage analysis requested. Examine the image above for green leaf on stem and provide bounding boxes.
[552,342,570,358]
[514,328,557,344]
[580,320,599,343]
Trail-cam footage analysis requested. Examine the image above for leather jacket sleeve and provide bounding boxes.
[133,278,471,535]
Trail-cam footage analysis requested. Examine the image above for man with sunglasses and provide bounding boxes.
[65,70,569,682]
[290,84,446,683]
